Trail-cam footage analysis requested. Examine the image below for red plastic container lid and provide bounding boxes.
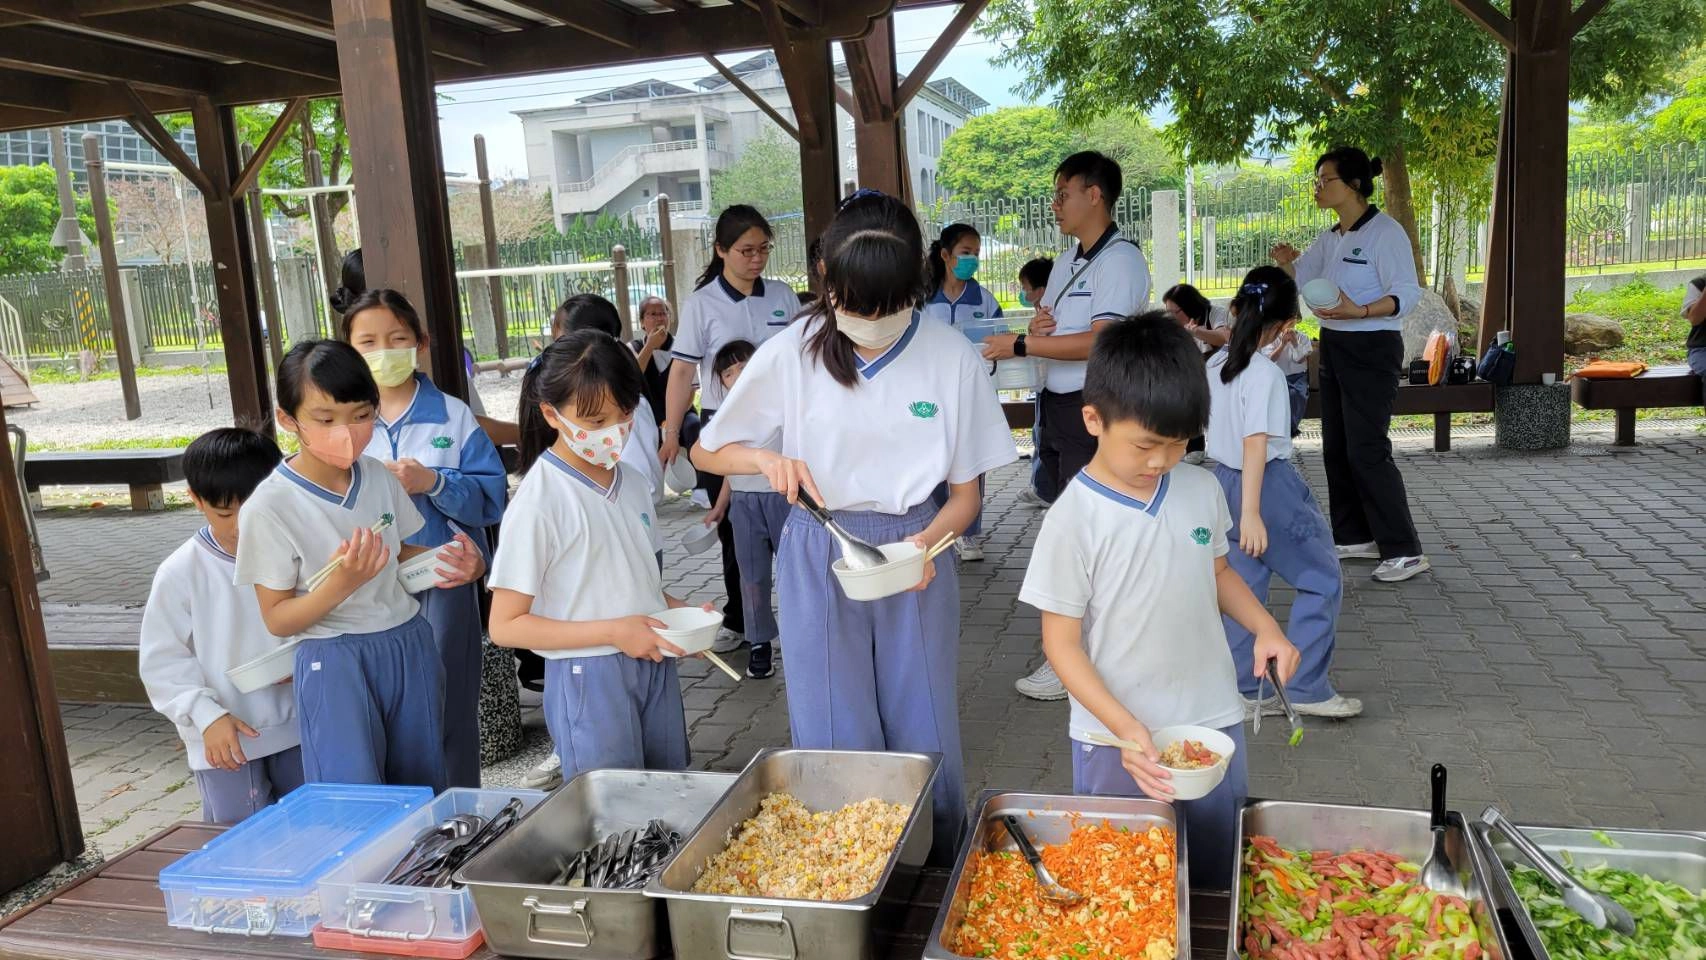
[311,924,484,959]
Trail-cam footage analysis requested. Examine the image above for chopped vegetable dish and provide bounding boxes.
[1158,740,1221,770]
[690,793,910,901]
[949,819,1176,960]
[1240,835,1491,959]
[1509,859,1706,959]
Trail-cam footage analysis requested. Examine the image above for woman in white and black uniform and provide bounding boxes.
[1271,147,1428,583]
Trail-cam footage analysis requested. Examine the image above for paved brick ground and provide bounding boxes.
[35,425,1706,872]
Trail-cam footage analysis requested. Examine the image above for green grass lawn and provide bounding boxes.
[1563,274,1696,367]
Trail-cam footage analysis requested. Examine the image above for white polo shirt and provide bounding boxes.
[235,457,426,639]
[1019,465,1243,740]
[699,314,1018,515]
[1205,351,1293,469]
[1262,330,1313,377]
[1042,225,1151,394]
[1292,206,1422,332]
[488,454,663,660]
[1194,303,1233,355]
[921,279,1003,329]
[673,275,799,411]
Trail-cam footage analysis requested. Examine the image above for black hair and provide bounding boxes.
[1316,146,1382,199]
[339,287,425,343]
[1018,257,1053,292]
[807,236,824,275]
[516,329,644,475]
[1084,311,1209,439]
[1055,151,1123,210]
[552,293,622,340]
[1162,283,1212,325]
[276,339,379,417]
[183,427,282,508]
[926,223,979,294]
[713,339,756,380]
[1221,265,1298,384]
[803,190,925,388]
[329,248,365,315]
[696,205,774,289]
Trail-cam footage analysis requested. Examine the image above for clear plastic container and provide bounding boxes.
[159,782,432,937]
[314,787,548,953]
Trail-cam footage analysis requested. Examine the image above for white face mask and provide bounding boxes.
[551,410,632,469]
[834,306,912,350]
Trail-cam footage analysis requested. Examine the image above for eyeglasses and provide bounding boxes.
[1313,176,1343,189]
[731,243,774,259]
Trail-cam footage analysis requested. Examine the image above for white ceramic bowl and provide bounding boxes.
[681,522,719,556]
[832,541,925,601]
[664,455,698,495]
[397,546,451,593]
[1151,724,1237,801]
[649,607,724,656]
[1302,278,1341,310]
[226,639,302,693]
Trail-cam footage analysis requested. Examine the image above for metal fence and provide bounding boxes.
[1563,143,1706,269]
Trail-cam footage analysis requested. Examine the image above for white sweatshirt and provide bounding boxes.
[138,529,299,772]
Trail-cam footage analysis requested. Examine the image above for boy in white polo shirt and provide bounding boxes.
[1019,312,1299,889]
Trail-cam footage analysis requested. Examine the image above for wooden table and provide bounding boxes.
[0,823,1235,959]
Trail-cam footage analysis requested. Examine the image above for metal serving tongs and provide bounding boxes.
[1254,660,1305,747]
[794,487,887,570]
[1481,805,1637,937]
[1001,815,1082,908]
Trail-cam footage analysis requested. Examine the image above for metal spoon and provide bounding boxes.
[1419,764,1468,898]
[795,487,887,570]
[1481,806,1636,937]
[1001,815,1083,908]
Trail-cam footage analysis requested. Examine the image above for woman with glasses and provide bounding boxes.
[1269,146,1428,590]
[658,205,801,663]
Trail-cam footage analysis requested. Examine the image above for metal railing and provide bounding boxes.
[0,293,27,375]
[556,139,706,194]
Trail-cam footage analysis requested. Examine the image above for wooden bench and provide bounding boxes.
[24,448,185,511]
[1569,365,1703,446]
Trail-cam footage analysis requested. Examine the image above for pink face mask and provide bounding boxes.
[296,421,374,470]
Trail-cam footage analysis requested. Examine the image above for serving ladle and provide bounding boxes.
[1001,815,1083,908]
[795,487,888,570]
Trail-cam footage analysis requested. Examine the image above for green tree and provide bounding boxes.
[986,0,1706,278]
[710,126,802,219]
[937,106,1183,204]
[0,164,99,274]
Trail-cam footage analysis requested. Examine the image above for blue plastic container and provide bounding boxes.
[159,782,432,937]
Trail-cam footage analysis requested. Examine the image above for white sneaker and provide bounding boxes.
[1293,694,1365,718]
[1184,450,1206,465]
[1017,489,1049,509]
[691,489,711,510]
[1373,555,1430,583]
[956,535,985,561]
[517,682,543,708]
[1335,541,1380,561]
[521,752,562,789]
[1014,662,1067,701]
[712,627,745,654]
[1242,696,1282,720]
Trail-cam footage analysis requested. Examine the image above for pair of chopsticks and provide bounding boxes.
[1084,731,1148,753]
[702,651,741,682]
[306,513,395,591]
[923,532,958,562]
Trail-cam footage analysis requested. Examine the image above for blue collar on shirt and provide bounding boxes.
[1075,222,1122,262]
[378,373,451,430]
[926,278,987,307]
[1333,205,1381,235]
[194,526,236,563]
[1077,468,1169,516]
[277,457,363,509]
[717,274,766,303]
[852,312,921,380]
[542,449,621,502]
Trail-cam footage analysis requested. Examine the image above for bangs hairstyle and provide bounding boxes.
[1055,151,1123,209]
[1162,283,1211,325]
[1019,257,1053,291]
[338,287,425,342]
[1221,266,1298,384]
[713,338,756,379]
[183,427,282,508]
[552,293,622,340]
[1084,311,1209,440]
[516,329,644,475]
[276,339,379,416]
[803,190,925,387]
[696,204,774,289]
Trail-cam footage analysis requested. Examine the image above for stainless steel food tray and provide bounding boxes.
[922,790,1190,960]
[454,769,736,960]
[1470,821,1706,960]
[645,748,940,960]
[1228,800,1515,960]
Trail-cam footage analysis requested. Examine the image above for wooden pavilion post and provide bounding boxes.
[81,135,142,421]
[331,0,466,399]
[242,143,288,375]
[843,15,910,203]
[474,134,509,360]
[759,0,840,252]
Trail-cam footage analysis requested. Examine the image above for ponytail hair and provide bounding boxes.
[1316,146,1383,199]
[329,248,365,316]
[696,205,774,290]
[516,330,644,475]
[926,223,978,295]
[803,191,925,388]
[1221,265,1298,385]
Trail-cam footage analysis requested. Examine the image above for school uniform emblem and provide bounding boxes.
[772,309,787,317]
[972,311,985,319]
[909,401,939,420]
[1191,527,1211,545]
[1352,247,1363,257]
[430,436,453,449]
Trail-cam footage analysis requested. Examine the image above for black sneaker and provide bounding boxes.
[746,643,775,679]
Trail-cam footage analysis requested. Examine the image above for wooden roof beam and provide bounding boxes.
[0,68,73,111]
[1571,0,1610,37]
[896,0,986,107]
[210,0,486,65]
[496,1,639,47]
[0,6,343,82]
[115,82,218,196]
[705,53,799,140]
[1448,0,1515,50]
[230,96,307,197]
[0,26,217,92]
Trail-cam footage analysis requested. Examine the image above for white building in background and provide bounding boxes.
[514,53,988,229]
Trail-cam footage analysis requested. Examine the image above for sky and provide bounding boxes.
[433,7,1036,178]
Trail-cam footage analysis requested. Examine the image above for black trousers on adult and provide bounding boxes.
[682,409,744,636]
[1317,328,1422,559]
[1037,389,1097,498]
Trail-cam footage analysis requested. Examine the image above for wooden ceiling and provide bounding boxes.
[0,0,953,133]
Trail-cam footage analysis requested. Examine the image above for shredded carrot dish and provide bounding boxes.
[949,819,1177,960]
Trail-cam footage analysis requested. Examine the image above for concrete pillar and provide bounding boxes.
[278,257,322,345]
[1495,382,1570,451]
[694,107,711,213]
[1151,190,1181,294]
[1201,217,1217,289]
[577,136,594,184]
[1626,183,1649,263]
[462,243,497,358]
[671,227,706,297]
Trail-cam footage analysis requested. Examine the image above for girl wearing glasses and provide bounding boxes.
[1269,146,1428,591]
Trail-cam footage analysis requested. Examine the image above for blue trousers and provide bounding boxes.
[776,501,965,864]
[1213,460,1343,704]
[418,580,483,788]
[543,654,689,784]
[294,616,448,791]
[1072,722,1248,890]
[193,746,305,825]
[1285,372,1310,436]
[929,475,985,538]
[730,490,791,647]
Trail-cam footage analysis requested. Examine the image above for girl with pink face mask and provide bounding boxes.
[234,339,485,790]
